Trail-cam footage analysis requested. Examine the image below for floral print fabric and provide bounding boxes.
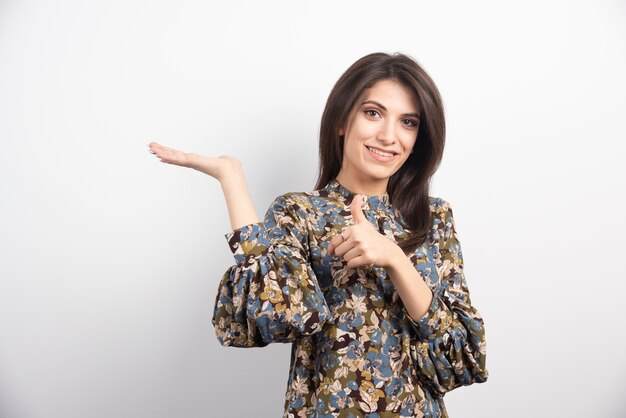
[212,178,488,417]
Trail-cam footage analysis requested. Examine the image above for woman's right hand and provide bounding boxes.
[149,142,260,231]
[147,141,242,182]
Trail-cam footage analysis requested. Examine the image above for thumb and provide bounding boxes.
[349,194,367,224]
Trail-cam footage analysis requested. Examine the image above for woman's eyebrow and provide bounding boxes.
[361,100,420,119]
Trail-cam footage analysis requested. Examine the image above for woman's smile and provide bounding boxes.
[365,145,399,162]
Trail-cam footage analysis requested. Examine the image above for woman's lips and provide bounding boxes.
[365,145,398,162]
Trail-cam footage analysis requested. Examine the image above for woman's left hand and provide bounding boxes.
[327,194,402,269]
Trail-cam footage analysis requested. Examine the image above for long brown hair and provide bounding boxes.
[314,52,446,255]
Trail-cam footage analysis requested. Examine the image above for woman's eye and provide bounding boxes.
[402,119,418,128]
[364,109,380,118]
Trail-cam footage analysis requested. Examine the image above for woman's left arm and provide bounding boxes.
[387,201,489,398]
[328,195,489,397]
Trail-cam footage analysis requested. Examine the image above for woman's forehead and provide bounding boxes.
[355,80,421,113]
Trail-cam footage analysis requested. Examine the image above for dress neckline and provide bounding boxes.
[323,178,392,211]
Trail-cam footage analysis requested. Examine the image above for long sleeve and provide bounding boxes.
[406,200,489,398]
[212,194,332,348]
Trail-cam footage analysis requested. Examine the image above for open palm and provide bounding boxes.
[148,141,241,181]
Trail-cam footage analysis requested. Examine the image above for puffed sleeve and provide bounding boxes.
[212,193,332,348]
[406,200,489,398]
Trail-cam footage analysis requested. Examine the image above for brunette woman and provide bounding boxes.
[148,52,488,417]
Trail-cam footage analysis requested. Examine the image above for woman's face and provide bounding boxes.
[338,79,420,193]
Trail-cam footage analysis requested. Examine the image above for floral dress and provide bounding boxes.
[212,178,488,417]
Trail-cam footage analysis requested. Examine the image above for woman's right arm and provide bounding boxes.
[148,142,332,347]
[213,193,332,347]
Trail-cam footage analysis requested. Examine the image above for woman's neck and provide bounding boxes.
[335,173,389,196]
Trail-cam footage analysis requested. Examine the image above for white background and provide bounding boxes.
[1,1,625,417]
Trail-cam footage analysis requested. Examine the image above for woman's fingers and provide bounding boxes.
[346,255,373,269]
[148,141,245,182]
[329,237,372,269]
[342,246,362,263]
[328,227,348,256]
[328,226,374,268]
[148,142,191,167]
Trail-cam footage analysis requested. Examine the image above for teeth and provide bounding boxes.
[367,146,395,157]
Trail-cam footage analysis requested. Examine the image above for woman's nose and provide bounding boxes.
[376,120,396,143]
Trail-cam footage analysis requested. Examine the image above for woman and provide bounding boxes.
[148,52,488,417]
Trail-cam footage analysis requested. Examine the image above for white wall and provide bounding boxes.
[1,1,625,417]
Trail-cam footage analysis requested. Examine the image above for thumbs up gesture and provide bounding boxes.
[327,194,403,269]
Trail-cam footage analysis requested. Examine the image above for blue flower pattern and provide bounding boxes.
[212,179,488,416]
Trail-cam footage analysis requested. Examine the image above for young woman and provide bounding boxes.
[148,52,488,417]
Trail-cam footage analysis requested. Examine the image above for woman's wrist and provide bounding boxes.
[383,244,410,271]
